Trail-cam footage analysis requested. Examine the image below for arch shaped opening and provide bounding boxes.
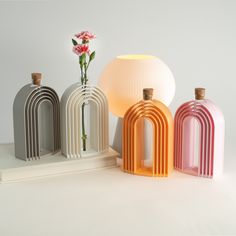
[182,116,201,175]
[62,84,109,158]
[24,86,60,160]
[134,117,154,175]
[38,100,54,156]
[174,101,215,177]
[80,99,99,152]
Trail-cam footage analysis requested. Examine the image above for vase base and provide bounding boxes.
[0,144,119,183]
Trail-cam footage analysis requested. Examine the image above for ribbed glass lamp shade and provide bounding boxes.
[98,55,175,117]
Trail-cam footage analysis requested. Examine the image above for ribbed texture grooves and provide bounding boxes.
[174,101,215,177]
[122,100,173,177]
[61,84,109,158]
[25,86,60,160]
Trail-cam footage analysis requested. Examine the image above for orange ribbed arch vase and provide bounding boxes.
[122,88,174,177]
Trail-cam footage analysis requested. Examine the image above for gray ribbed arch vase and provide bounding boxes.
[13,73,60,161]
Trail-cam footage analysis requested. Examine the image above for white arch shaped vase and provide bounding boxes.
[61,83,116,159]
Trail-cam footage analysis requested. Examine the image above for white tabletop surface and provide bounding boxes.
[1,149,236,236]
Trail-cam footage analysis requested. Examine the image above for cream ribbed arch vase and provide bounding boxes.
[61,83,109,158]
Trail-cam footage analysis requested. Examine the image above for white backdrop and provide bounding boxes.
[1,2,236,236]
[0,0,235,152]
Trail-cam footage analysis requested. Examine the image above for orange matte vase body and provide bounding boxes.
[122,98,174,177]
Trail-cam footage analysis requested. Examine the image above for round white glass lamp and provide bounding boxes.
[98,55,175,117]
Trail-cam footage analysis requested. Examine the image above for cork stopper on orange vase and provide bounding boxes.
[195,87,205,100]
[31,73,42,86]
[143,88,153,100]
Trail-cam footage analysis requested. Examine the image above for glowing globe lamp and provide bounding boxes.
[98,54,175,117]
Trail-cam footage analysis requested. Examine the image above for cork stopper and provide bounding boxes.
[195,87,205,100]
[143,88,153,100]
[31,73,42,86]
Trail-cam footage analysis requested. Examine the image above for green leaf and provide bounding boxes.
[72,39,78,46]
[89,51,96,61]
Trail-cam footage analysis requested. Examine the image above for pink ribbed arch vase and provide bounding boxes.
[174,88,225,178]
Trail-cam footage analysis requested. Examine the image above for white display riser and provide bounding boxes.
[0,144,119,183]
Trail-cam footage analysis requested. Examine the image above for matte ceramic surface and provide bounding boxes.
[13,84,60,161]
[122,99,174,177]
[61,83,109,158]
[174,99,225,178]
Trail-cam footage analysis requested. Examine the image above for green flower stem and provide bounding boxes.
[81,60,88,151]
[81,102,86,151]
[80,66,83,84]
[79,51,95,151]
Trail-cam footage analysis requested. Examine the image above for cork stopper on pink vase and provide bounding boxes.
[174,87,225,178]
[195,87,205,100]
[31,73,42,86]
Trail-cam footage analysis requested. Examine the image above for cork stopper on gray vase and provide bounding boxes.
[143,88,154,100]
[195,87,205,100]
[31,73,42,86]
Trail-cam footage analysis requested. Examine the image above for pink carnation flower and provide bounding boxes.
[73,44,90,56]
[75,31,96,41]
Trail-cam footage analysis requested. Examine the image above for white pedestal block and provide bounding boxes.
[0,144,119,183]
